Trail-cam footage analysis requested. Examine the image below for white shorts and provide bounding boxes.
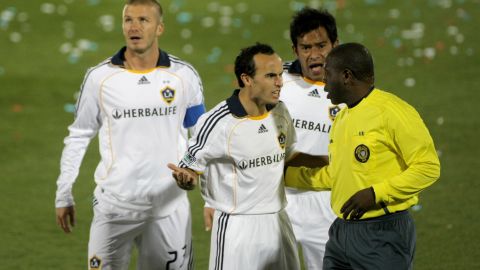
[285,190,336,270]
[209,209,300,270]
[88,197,193,270]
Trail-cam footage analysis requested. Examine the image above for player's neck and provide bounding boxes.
[238,89,267,117]
[124,48,159,71]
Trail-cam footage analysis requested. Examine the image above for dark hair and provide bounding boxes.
[125,0,163,21]
[290,7,337,47]
[328,43,374,83]
[234,43,275,87]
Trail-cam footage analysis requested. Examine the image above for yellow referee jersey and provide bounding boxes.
[285,89,440,219]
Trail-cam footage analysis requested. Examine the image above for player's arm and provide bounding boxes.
[371,104,441,204]
[167,163,199,190]
[182,65,206,133]
[284,165,332,191]
[286,153,329,168]
[55,69,101,233]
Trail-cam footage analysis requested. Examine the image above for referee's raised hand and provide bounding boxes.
[167,163,198,190]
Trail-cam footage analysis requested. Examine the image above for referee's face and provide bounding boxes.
[123,4,164,54]
[293,26,338,82]
[249,53,284,106]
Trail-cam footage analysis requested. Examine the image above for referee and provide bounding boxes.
[285,43,440,269]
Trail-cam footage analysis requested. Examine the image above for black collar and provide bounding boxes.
[110,46,171,67]
[287,59,303,75]
[226,89,276,118]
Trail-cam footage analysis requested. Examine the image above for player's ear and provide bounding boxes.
[156,22,164,37]
[292,44,299,57]
[240,73,252,87]
[343,69,353,84]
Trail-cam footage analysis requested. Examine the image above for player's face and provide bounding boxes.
[294,26,337,82]
[249,53,283,106]
[122,4,163,54]
[323,59,346,105]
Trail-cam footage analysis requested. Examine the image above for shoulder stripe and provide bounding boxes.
[188,104,230,156]
[170,57,204,93]
[75,59,110,117]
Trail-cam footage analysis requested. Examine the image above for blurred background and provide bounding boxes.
[0,0,479,269]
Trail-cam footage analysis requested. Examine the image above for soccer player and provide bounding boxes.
[54,1,205,269]
[285,43,441,269]
[280,8,340,269]
[168,43,300,270]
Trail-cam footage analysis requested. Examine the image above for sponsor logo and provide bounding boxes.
[293,118,331,133]
[138,76,150,85]
[161,87,175,104]
[258,124,268,133]
[308,88,321,98]
[277,132,286,149]
[111,106,177,120]
[89,255,101,270]
[354,144,370,163]
[329,105,341,121]
[237,153,286,170]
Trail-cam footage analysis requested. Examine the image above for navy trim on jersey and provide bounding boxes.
[183,103,206,128]
[214,212,230,270]
[75,60,110,117]
[187,104,230,156]
[285,59,303,75]
[110,46,171,67]
[226,89,276,118]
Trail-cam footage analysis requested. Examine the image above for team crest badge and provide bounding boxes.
[89,255,102,270]
[354,144,370,163]
[277,132,286,149]
[182,152,196,166]
[329,105,341,121]
[161,86,175,104]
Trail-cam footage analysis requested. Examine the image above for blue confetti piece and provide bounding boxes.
[176,12,192,24]
[64,103,76,113]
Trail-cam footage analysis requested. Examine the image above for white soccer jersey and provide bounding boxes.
[180,90,297,215]
[55,47,205,217]
[280,61,341,156]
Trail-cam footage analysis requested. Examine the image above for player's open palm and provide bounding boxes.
[167,163,198,190]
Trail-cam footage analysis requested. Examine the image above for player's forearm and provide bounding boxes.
[284,166,331,191]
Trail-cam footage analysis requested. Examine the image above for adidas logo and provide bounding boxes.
[138,76,150,85]
[258,124,268,133]
[308,88,321,98]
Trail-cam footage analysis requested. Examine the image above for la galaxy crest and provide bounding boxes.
[329,105,341,121]
[89,255,101,270]
[161,86,175,104]
[277,132,286,149]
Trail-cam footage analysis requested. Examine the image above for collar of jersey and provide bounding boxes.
[110,46,171,69]
[226,89,275,118]
[285,60,325,85]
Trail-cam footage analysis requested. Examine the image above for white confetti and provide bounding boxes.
[57,4,68,16]
[219,16,232,27]
[219,6,233,16]
[447,25,458,36]
[180,28,192,39]
[41,3,56,14]
[182,44,193,55]
[404,78,416,88]
[455,33,464,44]
[201,17,215,28]
[424,47,436,59]
[235,3,248,13]
[449,46,458,55]
[99,14,115,32]
[436,117,444,125]
[59,42,72,54]
[10,32,22,43]
[389,9,400,19]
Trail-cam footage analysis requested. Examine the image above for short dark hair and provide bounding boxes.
[125,0,163,21]
[327,43,374,83]
[290,7,337,47]
[234,43,275,87]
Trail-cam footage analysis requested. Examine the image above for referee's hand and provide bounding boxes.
[340,187,376,220]
[167,163,198,190]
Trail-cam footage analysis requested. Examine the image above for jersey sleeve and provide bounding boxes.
[182,66,206,129]
[55,69,101,208]
[179,108,227,173]
[284,105,298,160]
[284,166,332,191]
[372,103,440,204]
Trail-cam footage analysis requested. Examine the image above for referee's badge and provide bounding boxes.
[161,86,175,105]
[277,132,286,149]
[89,255,102,270]
[354,144,370,163]
[329,105,341,121]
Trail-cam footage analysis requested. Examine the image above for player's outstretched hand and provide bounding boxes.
[56,206,76,233]
[167,163,198,190]
[340,187,376,220]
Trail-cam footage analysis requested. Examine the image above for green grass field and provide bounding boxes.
[1,0,479,269]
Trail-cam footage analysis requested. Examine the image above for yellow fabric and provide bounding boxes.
[285,89,440,219]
